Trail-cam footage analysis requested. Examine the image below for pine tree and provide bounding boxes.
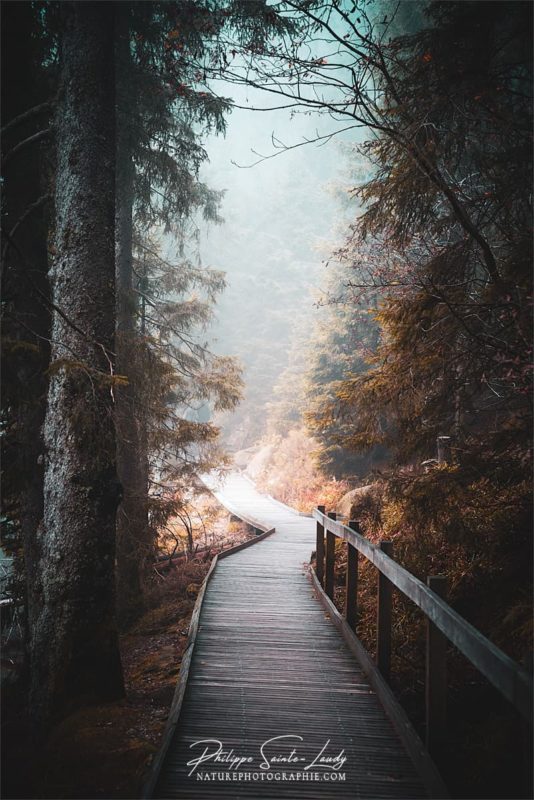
[305,259,384,477]
[1,0,53,651]
[30,2,124,726]
[131,231,242,564]
[333,1,532,462]
[111,1,232,623]
[228,1,532,467]
[110,1,292,620]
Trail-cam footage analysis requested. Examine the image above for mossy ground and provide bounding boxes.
[36,593,199,799]
[3,564,205,799]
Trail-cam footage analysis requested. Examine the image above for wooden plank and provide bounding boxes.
[151,474,432,799]
[426,575,448,758]
[345,520,359,630]
[218,527,275,560]
[325,511,336,600]
[315,504,325,586]
[142,520,277,799]
[141,554,219,800]
[201,475,276,535]
[377,540,393,680]
[309,567,449,799]
[313,509,533,720]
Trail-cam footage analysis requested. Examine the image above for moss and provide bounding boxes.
[41,705,156,799]
[129,599,192,636]
[5,538,225,798]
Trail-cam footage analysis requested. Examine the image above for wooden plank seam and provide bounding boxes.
[141,518,276,799]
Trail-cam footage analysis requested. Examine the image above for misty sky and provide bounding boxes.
[194,1,426,447]
[198,80,361,446]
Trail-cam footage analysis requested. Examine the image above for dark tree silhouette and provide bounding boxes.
[31,2,124,726]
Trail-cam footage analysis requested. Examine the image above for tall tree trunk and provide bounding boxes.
[115,1,148,626]
[30,1,124,727]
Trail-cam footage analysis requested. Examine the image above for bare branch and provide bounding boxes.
[2,128,53,166]
[1,99,54,136]
[1,193,52,262]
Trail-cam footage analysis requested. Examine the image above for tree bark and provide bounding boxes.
[115,1,149,626]
[31,1,124,727]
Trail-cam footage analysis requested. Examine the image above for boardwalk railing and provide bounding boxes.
[313,506,533,756]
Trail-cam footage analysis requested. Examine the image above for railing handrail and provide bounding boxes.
[313,508,532,722]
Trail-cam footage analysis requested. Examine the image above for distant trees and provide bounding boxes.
[133,232,242,574]
[203,144,334,450]
[305,258,384,477]
[254,426,351,513]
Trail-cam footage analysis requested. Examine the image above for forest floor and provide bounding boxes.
[2,519,254,800]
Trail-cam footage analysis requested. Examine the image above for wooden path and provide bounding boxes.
[149,474,433,799]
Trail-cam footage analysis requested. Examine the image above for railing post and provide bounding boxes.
[377,540,393,680]
[316,505,325,586]
[437,435,452,464]
[325,512,336,601]
[345,520,359,630]
[426,575,448,758]
[520,652,533,795]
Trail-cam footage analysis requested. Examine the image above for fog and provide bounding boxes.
[199,82,358,448]
[193,0,427,450]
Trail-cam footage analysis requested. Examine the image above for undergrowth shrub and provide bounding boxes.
[255,428,351,512]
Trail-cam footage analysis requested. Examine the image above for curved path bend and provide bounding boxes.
[152,473,428,799]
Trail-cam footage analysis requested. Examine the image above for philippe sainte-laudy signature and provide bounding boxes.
[187,735,347,777]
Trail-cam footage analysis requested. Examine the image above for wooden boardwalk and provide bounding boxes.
[150,474,431,799]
